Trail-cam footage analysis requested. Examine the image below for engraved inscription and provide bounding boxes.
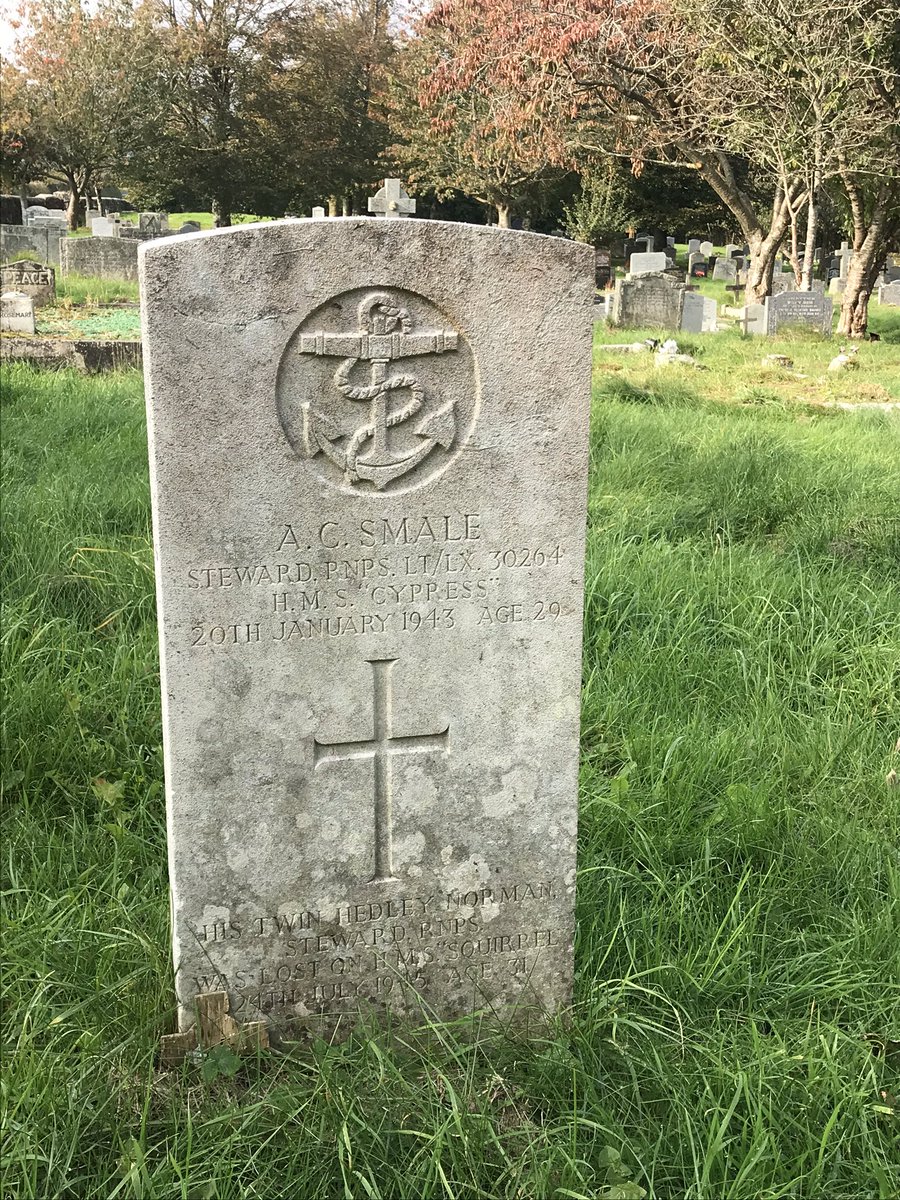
[276,288,479,496]
[183,516,568,649]
[185,877,566,1018]
[314,658,449,883]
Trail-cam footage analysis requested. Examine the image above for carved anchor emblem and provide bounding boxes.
[299,292,459,489]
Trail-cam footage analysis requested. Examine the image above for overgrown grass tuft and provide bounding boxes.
[2,362,899,1198]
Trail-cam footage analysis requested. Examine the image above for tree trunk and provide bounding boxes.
[65,170,81,231]
[496,203,510,227]
[837,232,887,339]
[744,229,785,304]
[836,176,899,339]
[328,195,339,217]
[800,192,818,290]
[342,196,351,217]
[212,197,232,227]
[688,151,802,302]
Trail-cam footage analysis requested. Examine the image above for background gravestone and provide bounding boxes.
[1,291,36,333]
[612,273,686,329]
[764,290,833,336]
[594,247,611,288]
[141,219,593,1037]
[878,281,900,306]
[629,251,667,276]
[60,238,139,281]
[0,259,55,306]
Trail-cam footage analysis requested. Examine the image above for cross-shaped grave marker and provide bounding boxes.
[368,178,416,219]
[314,658,449,882]
[836,241,854,280]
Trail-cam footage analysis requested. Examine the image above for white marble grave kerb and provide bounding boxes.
[140,219,592,1036]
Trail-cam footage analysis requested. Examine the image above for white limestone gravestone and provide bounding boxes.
[699,241,714,257]
[312,207,326,219]
[368,179,416,219]
[0,290,36,333]
[629,252,667,276]
[140,218,592,1038]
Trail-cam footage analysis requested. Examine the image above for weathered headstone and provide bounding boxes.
[687,253,707,279]
[91,215,121,238]
[629,251,667,276]
[712,257,737,282]
[699,240,714,257]
[740,303,767,335]
[680,290,705,333]
[312,207,326,219]
[764,290,833,336]
[140,218,592,1037]
[368,179,416,219]
[878,281,900,306]
[680,292,719,334]
[594,247,612,288]
[835,240,854,280]
[0,290,36,333]
[60,237,139,281]
[177,222,202,235]
[612,272,686,329]
[0,258,55,306]
[724,243,739,259]
[769,273,797,297]
[1,195,24,225]
[140,212,170,236]
[828,277,846,296]
[687,238,701,255]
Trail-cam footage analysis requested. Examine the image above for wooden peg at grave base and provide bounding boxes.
[159,991,269,1067]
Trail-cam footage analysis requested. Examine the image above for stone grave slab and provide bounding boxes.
[878,281,900,306]
[740,303,767,335]
[0,258,55,306]
[629,251,667,276]
[699,241,714,257]
[1,290,36,333]
[764,290,833,336]
[612,273,685,329]
[712,258,737,282]
[140,219,593,1038]
[680,290,704,333]
[769,273,798,296]
[687,238,701,255]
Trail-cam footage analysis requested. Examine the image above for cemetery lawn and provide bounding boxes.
[2,352,899,1199]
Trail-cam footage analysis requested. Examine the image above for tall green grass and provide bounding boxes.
[2,362,898,1198]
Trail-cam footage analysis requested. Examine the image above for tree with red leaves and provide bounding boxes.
[5,0,161,228]
[421,0,898,310]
